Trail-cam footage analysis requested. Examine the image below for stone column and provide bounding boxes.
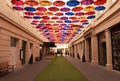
[85,39,89,62]
[105,29,113,69]
[74,44,77,59]
[91,35,98,65]
[26,41,31,63]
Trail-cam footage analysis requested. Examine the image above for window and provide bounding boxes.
[10,37,17,47]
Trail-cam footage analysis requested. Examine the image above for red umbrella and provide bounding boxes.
[53,1,65,6]
[24,12,34,16]
[11,0,24,6]
[48,7,59,12]
[94,0,107,5]
[25,0,39,6]
[85,11,95,15]
[69,17,77,20]
[72,7,83,12]
[80,20,88,22]
[56,20,63,23]
[55,12,64,16]
[60,7,70,12]
[42,16,50,20]
[34,12,44,16]
[37,7,47,12]
[51,17,59,20]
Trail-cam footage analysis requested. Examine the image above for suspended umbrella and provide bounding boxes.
[95,6,105,11]
[25,0,39,6]
[60,16,68,20]
[53,0,65,7]
[87,15,96,19]
[33,16,41,19]
[80,20,88,22]
[64,20,71,23]
[31,22,37,25]
[11,0,24,6]
[44,12,54,16]
[42,16,50,20]
[34,12,44,16]
[60,24,67,26]
[38,23,44,26]
[78,16,86,20]
[82,22,89,25]
[81,0,94,5]
[85,11,95,15]
[13,6,24,11]
[72,20,79,23]
[69,16,77,20]
[55,12,64,16]
[48,7,59,12]
[84,6,95,11]
[65,12,74,16]
[72,7,83,12]
[60,7,70,12]
[39,0,52,6]
[24,16,32,19]
[40,20,48,23]
[32,20,39,23]
[67,0,80,7]
[51,16,59,20]
[53,24,59,26]
[24,7,36,12]
[37,7,47,12]
[75,12,84,16]
[94,0,107,5]
[48,20,55,23]
[24,12,34,16]
[56,20,63,23]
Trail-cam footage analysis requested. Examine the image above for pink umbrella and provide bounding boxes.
[60,7,70,12]
[37,7,47,12]
[81,0,94,5]
[11,0,24,6]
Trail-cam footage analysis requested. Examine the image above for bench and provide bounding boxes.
[0,62,14,76]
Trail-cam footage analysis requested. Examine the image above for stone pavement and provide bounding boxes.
[0,56,120,81]
[0,59,52,81]
[65,56,120,81]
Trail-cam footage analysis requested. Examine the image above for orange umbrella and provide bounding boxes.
[48,7,59,12]
[53,1,65,6]
[34,12,44,16]
[85,11,95,15]
[55,12,64,16]
[39,0,52,6]
[72,7,83,12]
[44,12,54,16]
[69,16,77,20]
[25,0,39,6]
[94,0,107,5]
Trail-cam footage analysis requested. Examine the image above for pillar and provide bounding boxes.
[85,39,89,62]
[91,35,98,64]
[105,29,113,69]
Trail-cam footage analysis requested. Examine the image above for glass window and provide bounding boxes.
[10,37,17,47]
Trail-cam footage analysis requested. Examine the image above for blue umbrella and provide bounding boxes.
[64,20,71,23]
[87,15,96,19]
[33,16,41,19]
[24,7,36,12]
[95,6,105,11]
[38,23,44,26]
[82,22,89,25]
[67,0,80,7]
[65,12,74,16]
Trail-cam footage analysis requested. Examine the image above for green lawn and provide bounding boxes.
[34,56,88,81]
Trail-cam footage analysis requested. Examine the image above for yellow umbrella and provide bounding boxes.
[39,0,52,6]
[44,12,54,16]
[78,16,86,20]
[84,6,95,11]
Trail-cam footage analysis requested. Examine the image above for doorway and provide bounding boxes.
[21,41,26,65]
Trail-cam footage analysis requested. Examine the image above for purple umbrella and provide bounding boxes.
[81,0,94,5]
[75,12,84,16]
[60,7,70,12]
[60,17,68,20]
[13,6,24,11]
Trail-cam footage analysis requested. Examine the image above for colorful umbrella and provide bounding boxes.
[37,7,47,12]
[24,16,32,19]
[13,6,24,11]
[25,0,39,6]
[53,1,65,6]
[78,16,86,20]
[75,12,84,16]
[60,17,68,20]
[44,12,54,16]
[48,7,59,12]
[94,0,107,5]
[39,1,52,6]
[84,6,95,11]
[72,7,83,12]
[11,0,24,6]
[24,7,36,12]
[80,20,88,22]
[64,20,71,23]
[81,0,94,5]
[87,15,96,19]
[55,12,64,16]
[42,16,50,20]
[60,7,70,12]
[69,17,77,20]
[82,22,89,25]
[24,12,34,16]
[85,11,95,15]
[65,12,74,16]
[56,20,63,23]
[34,12,44,16]
[95,6,105,11]
[67,0,80,7]
[33,16,41,19]
[51,17,59,20]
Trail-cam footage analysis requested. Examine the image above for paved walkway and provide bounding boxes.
[65,56,120,81]
[0,56,120,81]
[0,59,52,81]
